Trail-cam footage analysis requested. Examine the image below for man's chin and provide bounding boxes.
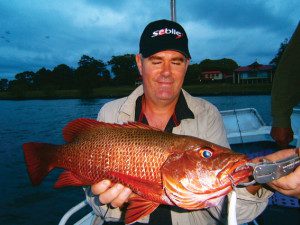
[156,90,173,99]
[156,93,178,103]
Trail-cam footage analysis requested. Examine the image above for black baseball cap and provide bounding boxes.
[139,19,191,59]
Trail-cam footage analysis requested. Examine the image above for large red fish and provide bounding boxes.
[23,118,252,224]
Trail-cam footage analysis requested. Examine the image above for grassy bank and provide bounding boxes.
[185,83,272,96]
[0,83,272,100]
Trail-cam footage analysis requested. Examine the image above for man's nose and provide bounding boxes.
[161,62,171,76]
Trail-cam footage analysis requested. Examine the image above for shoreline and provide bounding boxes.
[0,83,272,100]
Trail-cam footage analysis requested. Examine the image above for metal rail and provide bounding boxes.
[170,0,176,21]
[58,200,88,225]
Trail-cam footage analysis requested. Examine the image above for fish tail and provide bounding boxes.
[23,142,57,186]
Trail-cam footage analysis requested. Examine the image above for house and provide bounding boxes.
[201,70,223,81]
[234,61,274,84]
[200,70,232,83]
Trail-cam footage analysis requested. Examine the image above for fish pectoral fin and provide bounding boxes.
[125,195,159,224]
[108,171,164,202]
[54,171,86,188]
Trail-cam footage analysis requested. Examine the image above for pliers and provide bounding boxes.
[239,152,300,186]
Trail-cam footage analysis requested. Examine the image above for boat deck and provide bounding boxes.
[222,108,300,146]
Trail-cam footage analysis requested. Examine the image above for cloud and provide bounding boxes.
[0,0,299,79]
[180,0,296,31]
[180,0,299,64]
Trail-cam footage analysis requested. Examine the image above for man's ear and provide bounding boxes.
[185,58,190,70]
[135,54,143,76]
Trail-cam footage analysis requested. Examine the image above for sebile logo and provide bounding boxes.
[151,28,183,39]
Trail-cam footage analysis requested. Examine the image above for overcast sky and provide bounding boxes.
[0,0,299,79]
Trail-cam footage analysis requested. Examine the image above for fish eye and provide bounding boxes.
[199,148,213,158]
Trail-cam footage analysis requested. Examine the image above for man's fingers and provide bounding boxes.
[90,180,133,207]
[110,187,132,208]
[270,127,294,148]
[98,183,125,205]
[264,149,296,161]
[268,183,300,198]
[91,180,111,195]
[267,164,300,199]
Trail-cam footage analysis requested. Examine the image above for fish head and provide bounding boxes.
[161,138,252,210]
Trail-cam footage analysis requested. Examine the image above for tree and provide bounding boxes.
[75,55,109,97]
[269,38,289,67]
[6,71,36,97]
[101,69,112,86]
[0,78,9,91]
[108,54,139,85]
[185,63,201,85]
[34,67,53,89]
[52,64,75,89]
[199,58,238,75]
[76,55,108,84]
[14,71,35,89]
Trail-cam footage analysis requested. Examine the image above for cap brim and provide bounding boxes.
[141,45,191,59]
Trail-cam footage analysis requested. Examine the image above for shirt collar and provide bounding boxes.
[135,90,194,133]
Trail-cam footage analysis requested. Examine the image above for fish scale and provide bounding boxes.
[57,125,172,184]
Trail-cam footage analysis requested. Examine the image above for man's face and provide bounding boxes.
[136,50,190,104]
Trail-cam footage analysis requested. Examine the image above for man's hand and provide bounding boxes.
[270,127,294,149]
[264,148,300,198]
[91,180,132,208]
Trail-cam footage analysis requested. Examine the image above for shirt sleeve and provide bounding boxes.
[271,23,300,127]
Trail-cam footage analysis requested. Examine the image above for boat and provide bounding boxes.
[222,108,300,146]
[58,108,300,225]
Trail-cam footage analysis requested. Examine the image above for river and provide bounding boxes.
[0,95,272,225]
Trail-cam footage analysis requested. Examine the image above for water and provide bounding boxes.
[0,95,271,225]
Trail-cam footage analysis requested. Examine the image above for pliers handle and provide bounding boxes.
[248,154,300,184]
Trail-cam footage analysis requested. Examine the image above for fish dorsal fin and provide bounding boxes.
[63,118,119,142]
[63,118,161,142]
[125,195,159,224]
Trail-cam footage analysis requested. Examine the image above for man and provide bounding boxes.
[85,19,300,225]
[271,22,300,148]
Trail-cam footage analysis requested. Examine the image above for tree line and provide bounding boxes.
[0,39,287,95]
[0,54,239,92]
[0,54,136,93]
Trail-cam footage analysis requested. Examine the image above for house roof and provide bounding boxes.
[235,61,273,72]
[201,70,222,74]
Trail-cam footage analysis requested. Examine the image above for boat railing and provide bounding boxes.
[58,200,95,225]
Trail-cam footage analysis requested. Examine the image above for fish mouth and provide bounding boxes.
[227,161,253,186]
